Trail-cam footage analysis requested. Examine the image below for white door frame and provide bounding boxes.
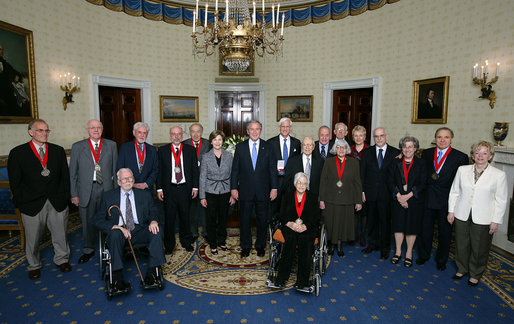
[208,83,266,135]
[322,77,380,144]
[92,75,153,142]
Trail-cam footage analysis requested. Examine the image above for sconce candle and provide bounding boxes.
[59,71,80,110]
[472,59,500,109]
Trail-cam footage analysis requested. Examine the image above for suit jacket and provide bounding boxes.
[418,100,442,119]
[422,147,468,210]
[94,187,159,234]
[8,142,70,216]
[387,156,427,206]
[182,137,212,162]
[319,156,362,205]
[199,148,233,199]
[267,135,301,166]
[279,189,320,237]
[156,143,199,195]
[69,138,118,207]
[360,144,401,202]
[116,141,159,189]
[448,164,508,225]
[230,139,278,201]
[282,153,323,198]
[313,140,335,161]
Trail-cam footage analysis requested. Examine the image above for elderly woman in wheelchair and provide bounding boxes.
[268,172,321,292]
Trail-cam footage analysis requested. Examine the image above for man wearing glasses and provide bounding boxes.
[8,119,72,279]
[70,119,118,264]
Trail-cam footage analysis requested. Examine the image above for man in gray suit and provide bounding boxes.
[182,123,211,240]
[70,119,118,264]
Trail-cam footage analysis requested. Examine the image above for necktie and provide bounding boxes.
[125,193,135,231]
[437,151,442,163]
[38,146,44,160]
[320,145,326,159]
[305,157,311,177]
[252,142,258,170]
[378,148,384,169]
[175,147,183,183]
[138,144,144,171]
[95,143,103,184]
[282,138,288,164]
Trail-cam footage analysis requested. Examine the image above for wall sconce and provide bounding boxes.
[59,72,80,110]
[472,60,499,109]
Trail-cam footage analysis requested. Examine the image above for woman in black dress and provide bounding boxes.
[388,136,426,267]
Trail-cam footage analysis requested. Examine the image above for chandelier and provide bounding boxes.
[192,0,285,72]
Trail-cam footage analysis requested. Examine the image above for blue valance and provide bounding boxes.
[87,0,399,27]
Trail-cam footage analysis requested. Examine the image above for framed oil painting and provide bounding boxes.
[412,76,449,124]
[160,95,199,122]
[0,21,38,123]
[277,95,313,122]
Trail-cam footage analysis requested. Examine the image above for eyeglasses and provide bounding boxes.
[119,177,134,183]
[34,129,51,134]
[296,181,308,186]
[88,126,103,130]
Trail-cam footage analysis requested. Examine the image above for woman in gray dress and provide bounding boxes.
[319,139,363,257]
[199,130,236,255]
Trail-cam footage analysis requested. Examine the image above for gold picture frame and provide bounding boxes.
[219,57,254,76]
[0,20,38,123]
[412,76,449,124]
[277,95,313,122]
[160,95,199,122]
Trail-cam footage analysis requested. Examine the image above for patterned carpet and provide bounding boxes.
[0,214,513,323]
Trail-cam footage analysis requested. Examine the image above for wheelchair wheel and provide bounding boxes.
[105,278,113,301]
[314,273,321,296]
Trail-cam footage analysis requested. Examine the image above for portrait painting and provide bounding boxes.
[412,76,449,124]
[160,95,199,122]
[0,21,38,123]
[277,95,313,122]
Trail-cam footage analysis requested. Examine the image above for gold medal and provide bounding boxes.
[431,173,439,180]
[295,218,303,225]
[174,166,181,173]
[139,165,143,172]
[336,180,343,187]
[94,163,101,171]
[41,168,50,177]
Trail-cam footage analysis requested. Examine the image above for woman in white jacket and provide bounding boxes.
[447,141,508,286]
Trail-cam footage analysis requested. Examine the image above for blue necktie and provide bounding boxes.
[252,142,257,170]
[283,138,288,164]
[378,148,384,169]
[437,150,442,163]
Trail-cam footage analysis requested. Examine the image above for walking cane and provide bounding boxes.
[108,205,145,285]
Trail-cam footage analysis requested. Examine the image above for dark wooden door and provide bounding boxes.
[99,86,141,149]
[216,91,259,137]
[332,88,373,143]
[216,91,259,228]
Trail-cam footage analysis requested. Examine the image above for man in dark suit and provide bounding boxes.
[360,127,400,260]
[313,125,334,162]
[417,127,468,270]
[267,117,301,215]
[182,123,211,240]
[70,119,118,264]
[418,89,442,119]
[157,126,199,254]
[282,137,323,199]
[116,122,158,191]
[8,119,72,279]
[330,122,355,147]
[231,120,278,258]
[95,168,165,292]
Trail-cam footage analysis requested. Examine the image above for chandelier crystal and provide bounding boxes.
[192,0,285,72]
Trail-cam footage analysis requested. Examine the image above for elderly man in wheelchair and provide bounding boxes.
[267,172,326,294]
[94,168,165,298]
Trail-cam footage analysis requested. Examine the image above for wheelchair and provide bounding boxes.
[265,220,328,296]
[99,232,165,300]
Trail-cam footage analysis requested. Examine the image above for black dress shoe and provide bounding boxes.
[452,273,466,280]
[336,241,344,257]
[113,279,131,293]
[241,248,250,258]
[145,272,156,286]
[28,269,41,279]
[380,251,389,260]
[78,252,94,264]
[256,248,265,257]
[416,258,427,265]
[184,244,194,252]
[165,248,174,256]
[468,279,479,287]
[57,262,72,272]
[361,246,377,254]
[437,262,446,271]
